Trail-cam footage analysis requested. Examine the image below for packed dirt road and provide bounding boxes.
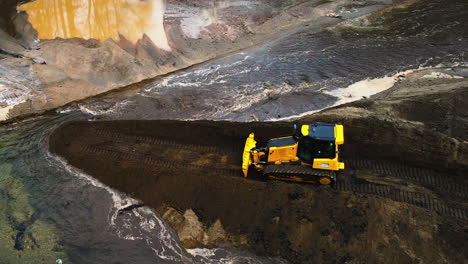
[50,120,467,219]
[49,117,467,263]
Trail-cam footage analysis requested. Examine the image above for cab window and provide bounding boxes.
[298,137,335,162]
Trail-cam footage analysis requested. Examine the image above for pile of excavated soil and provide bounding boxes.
[49,74,467,263]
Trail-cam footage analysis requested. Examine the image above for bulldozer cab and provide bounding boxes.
[297,123,337,163]
[297,137,335,162]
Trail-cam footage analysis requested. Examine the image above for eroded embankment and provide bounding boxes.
[49,79,468,263]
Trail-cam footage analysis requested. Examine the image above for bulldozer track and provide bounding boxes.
[265,164,336,178]
[344,159,468,200]
[81,145,241,177]
[335,177,467,220]
[91,128,230,154]
[264,164,336,183]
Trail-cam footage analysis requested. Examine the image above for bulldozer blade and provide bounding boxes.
[242,133,256,177]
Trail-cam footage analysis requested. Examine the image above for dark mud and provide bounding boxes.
[49,79,468,263]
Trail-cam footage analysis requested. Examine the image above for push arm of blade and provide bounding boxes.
[252,150,261,163]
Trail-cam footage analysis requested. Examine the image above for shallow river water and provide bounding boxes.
[80,0,466,122]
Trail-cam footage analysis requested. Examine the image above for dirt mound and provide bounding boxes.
[49,122,466,262]
[48,71,468,263]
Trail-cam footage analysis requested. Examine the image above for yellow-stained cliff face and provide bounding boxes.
[18,0,171,50]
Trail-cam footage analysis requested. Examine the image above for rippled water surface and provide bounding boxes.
[81,0,466,121]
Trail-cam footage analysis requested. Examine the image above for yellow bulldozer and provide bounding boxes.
[242,122,345,184]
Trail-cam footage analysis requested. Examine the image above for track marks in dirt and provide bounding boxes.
[338,159,468,219]
[346,159,468,200]
[93,128,230,153]
[82,145,241,176]
[52,125,468,220]
[81,128,242,177]
[336,178,467,219]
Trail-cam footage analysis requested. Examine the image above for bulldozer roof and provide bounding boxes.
[302,123,336,141]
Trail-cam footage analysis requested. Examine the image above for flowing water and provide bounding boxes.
[1,0,466,263]
[80,0,466,121]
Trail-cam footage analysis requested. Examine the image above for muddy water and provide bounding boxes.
[80,0,466,121]
[18,0,171,50]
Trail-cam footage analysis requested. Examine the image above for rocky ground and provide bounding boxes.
[49,69,468,264]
